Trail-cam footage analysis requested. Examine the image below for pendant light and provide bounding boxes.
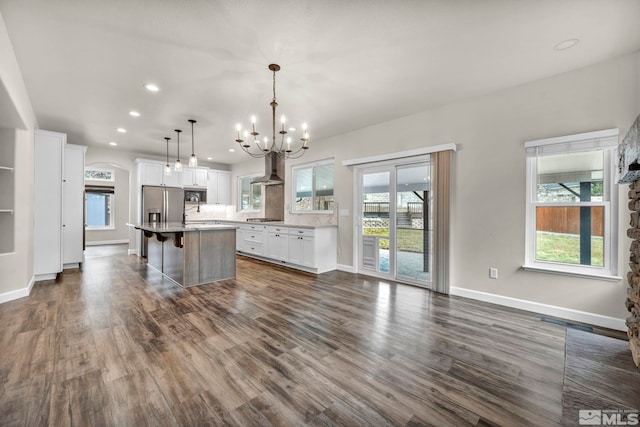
[174,129,182,172]
[164,137,172,175]
[188,119,198,167]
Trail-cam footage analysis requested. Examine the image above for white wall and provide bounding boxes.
[0,12,37,299]
[234,52,639,320]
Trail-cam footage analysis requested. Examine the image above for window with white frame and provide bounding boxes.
[292,159,334,212]
[85,186,115,229]
[84,167,114,182]
[524,129,619,279]
[238,173,262,211]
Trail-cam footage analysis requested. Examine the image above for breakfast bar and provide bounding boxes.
[131,222,237,287]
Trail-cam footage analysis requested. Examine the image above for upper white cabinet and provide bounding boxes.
[137,159,180,187]
[34,130,65,279]
[63,144,86,267]
[207,170,231,205]
[0,129,15,254]
[182,167,208,188]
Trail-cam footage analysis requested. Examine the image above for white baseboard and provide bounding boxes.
[85,239,129,246]
[0,275,35,304]
[63,263,80,269]
[128,249,137,255]
[336,264,355,273]
[450,287,626,332]
[34,273,56,282]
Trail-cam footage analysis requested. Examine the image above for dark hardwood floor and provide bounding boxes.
[0,244,636,426]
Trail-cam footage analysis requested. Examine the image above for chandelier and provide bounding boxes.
[235,64,309,159]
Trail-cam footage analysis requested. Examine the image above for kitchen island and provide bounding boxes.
[131,222,237,287]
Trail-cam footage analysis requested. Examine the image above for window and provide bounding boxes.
[84,167,114,182]
[524,129,619,279]
[292,159,334,212]
[86,186,114,229]
[238,174,262,211]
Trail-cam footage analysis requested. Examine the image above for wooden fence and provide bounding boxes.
[536,206,604,237]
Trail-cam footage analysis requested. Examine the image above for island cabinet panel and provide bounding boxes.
[134,224,237,287]
[199,229,236,283]
[183,232,199,286]
[163,235,184,284]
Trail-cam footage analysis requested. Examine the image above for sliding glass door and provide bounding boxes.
[357,158,432,287]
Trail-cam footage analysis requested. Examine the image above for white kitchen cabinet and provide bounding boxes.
[207,170,231,204]
[34,129,65,280]
[266,226,289,261]
[288,228,315,268]
[0,129,15,254]
[139,161,163,186]
[234,222,337,273]
[237,224,266,256]
[137,159,181,187]
[182,167,207,188]
[217,172,231,204]
[62,144,86,268]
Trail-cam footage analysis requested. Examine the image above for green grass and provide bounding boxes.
[536,232,603,266]
[363,228,424,252]
[364,228,604,266]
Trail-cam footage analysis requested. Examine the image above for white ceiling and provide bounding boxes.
[1,0,639,165]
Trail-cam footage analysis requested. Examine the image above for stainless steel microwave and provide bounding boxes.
[185,189,207,203]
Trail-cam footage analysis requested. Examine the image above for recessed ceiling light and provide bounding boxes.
[228,148,235,152]
[117,127,127,133]
[207,157,213,160]
[144,83,159,92]
[554,38,579,51]
[288,127,296,132]
[109,141,117,146]
[129,110,140,117]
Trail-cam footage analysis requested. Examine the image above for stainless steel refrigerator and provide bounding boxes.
[141,185,184,257]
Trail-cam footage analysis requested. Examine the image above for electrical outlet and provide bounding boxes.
[489,268,498,279]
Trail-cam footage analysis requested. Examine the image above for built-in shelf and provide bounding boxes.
[0,128,15,254]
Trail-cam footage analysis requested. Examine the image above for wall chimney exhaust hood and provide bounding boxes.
[251,151,284,186]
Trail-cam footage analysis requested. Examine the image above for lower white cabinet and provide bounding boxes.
[236,224,336,273]
[237,224,265,256]
[288,234,315,268]
[267,227,289,261]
